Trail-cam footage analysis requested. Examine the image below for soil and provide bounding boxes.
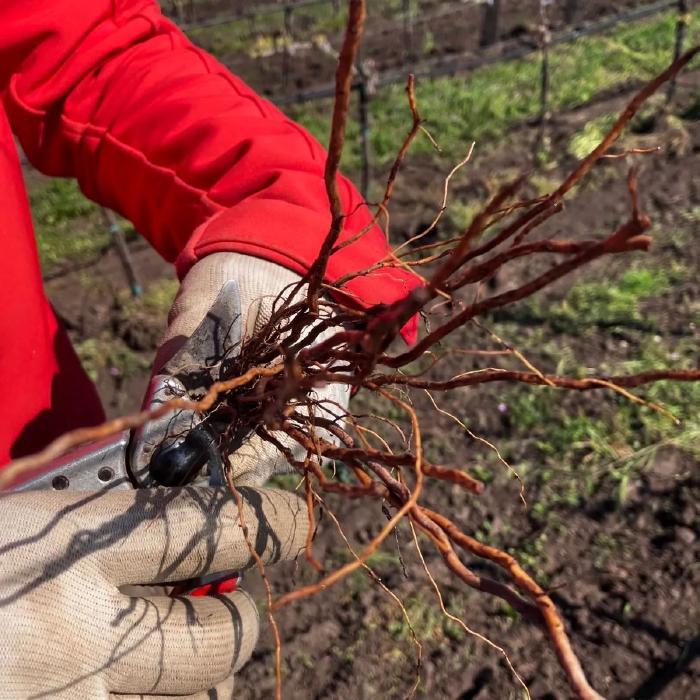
[233,455,699,700]
[183,0,674,99]
[39,53,700,700]
[231,87,700,700]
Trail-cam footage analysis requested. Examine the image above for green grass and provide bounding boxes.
[614,341,700,443]
[568,113,618,159]
[187,0,438,58]
[527,267,673,333]
[29,179,109,272]
[498,335,700,511]
[29,7,700,270]
[509,530,550,582]
[75,335,150,383]
[188,2,349,58]
[387,592,466,644]
[188,24,255,56]
[444,199,483,233]
[118,278,178,319]
[288,8,700,174]
[75,277,178,382]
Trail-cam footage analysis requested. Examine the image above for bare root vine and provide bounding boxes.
[5,5,700,698]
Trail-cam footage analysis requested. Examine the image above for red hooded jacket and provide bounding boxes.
[0,0,418,466]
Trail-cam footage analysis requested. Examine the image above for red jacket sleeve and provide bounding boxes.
[0,0,418,340]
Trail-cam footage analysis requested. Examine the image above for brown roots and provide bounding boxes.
[6,6,700,698]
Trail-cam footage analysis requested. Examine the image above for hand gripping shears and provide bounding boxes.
[9,280,243,495]
[8,282,244,595]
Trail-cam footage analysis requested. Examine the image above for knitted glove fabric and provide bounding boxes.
[0,487,308,699]
[154,253,350,487]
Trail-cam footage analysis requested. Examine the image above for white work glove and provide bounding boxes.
[0,486,308,699]
[154,253,350,487]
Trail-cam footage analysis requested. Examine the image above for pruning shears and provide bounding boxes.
[8,282,244,595]
[8,281,242,494]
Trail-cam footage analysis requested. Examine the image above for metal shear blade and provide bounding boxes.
[10,281,243,492]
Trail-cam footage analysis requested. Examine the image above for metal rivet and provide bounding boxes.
[52,475,69,490]
[98,467,114,483]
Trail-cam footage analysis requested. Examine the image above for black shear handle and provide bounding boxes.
[149,425,223,487]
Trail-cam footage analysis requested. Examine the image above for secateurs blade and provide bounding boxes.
[8,280,243,493]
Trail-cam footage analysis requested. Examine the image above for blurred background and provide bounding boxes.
[26,2,699,698]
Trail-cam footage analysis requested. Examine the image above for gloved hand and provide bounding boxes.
[0,486,308,699]
[152,252,350,487]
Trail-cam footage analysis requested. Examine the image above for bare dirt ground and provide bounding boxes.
[40,72,700,699]
[231,87,700,700]
[185,0,666,98]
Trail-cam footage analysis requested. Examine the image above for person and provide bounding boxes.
[0,1,418,697]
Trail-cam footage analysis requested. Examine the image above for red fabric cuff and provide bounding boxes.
[176,205,421,345]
